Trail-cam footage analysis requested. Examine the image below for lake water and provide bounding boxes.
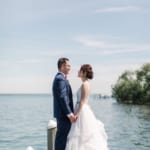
[0,94,149,150]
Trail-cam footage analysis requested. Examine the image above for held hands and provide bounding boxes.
[69,114,78,123]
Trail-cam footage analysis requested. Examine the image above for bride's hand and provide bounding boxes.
[74,114,79,121]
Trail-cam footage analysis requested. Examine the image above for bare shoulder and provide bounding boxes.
[81,81,90,91]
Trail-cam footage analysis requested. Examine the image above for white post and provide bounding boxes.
[26,146,34,150]
[47,119,57,150]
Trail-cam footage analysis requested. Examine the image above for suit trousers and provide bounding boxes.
[55,118,71,150]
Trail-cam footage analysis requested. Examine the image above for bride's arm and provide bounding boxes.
[75,82,89,117]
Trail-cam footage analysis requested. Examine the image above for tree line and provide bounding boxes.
[112,63,150,104]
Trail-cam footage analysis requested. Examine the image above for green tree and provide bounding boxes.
[112,63,150,104]
[136,63,150,103]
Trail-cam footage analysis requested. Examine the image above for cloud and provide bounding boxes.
[94,6,145,13]
[76,36,118,49]
[75,36,150,55]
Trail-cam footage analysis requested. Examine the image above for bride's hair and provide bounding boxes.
[80,64,94,79]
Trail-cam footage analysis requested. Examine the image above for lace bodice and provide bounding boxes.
[76,86,89,104]
[76,87,81,103]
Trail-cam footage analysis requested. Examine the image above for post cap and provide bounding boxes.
[48,119,57,129]
[26,146,34,150]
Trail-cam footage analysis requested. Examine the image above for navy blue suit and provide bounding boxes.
[52,72,74,150]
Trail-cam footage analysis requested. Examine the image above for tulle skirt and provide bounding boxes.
[65,103,109,150]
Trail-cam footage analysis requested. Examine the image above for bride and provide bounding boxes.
[65,64,109,150]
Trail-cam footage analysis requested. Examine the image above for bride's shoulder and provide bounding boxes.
[81,80,90,89]
[83,80,89,85]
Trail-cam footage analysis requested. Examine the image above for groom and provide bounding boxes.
[52,57,76,150]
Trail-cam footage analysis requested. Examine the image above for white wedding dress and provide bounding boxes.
[65,87,109,150]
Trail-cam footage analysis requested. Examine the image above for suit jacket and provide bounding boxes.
[52,72,74,119]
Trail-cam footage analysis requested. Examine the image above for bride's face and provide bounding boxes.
[78,70,85,78]
[78,70,80,77]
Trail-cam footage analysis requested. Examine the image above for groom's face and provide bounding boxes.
[62,60,71,75]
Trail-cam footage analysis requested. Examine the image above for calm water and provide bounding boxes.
[0,94,150,150]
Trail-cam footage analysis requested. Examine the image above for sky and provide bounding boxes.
[0,0,150,95]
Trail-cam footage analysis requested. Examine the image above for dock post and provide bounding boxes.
[47,119,57,150]
[26,146,34,150]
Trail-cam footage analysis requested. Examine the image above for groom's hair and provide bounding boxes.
[57,57,69,69]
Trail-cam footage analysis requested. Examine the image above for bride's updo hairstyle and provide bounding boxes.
[80,64,94,79]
